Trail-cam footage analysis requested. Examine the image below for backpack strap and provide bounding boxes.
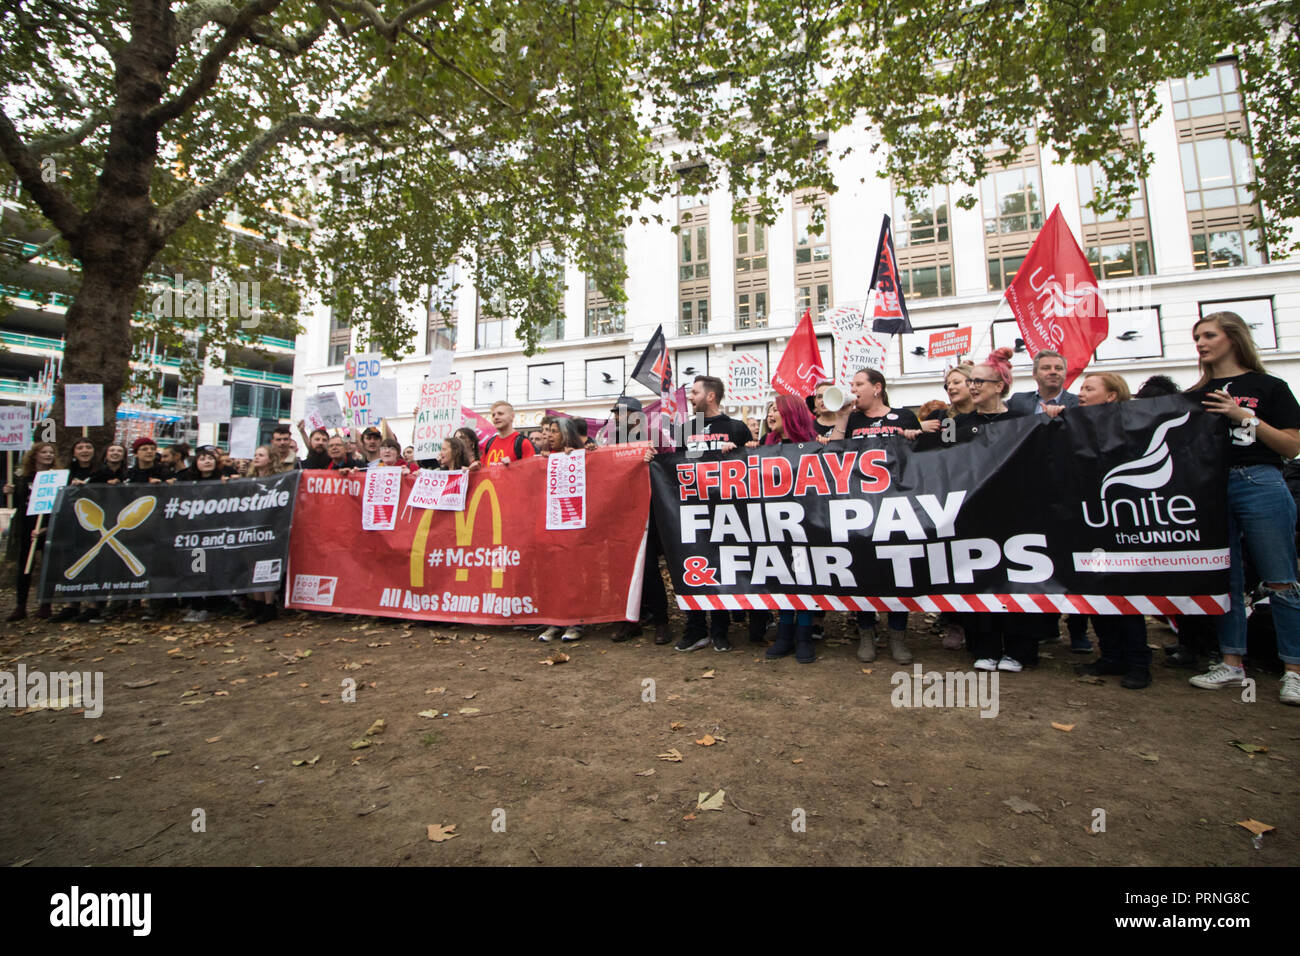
[514,433,525,459]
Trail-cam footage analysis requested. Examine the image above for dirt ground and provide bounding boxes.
[1,567,1295,867]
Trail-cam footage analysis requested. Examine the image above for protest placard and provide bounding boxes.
[362,466,402,530]
[546,450,586,530]
[27,469,70,516]
[836,333,889,393]
[370,376,399,422]
[726,354,767,405]
[343,353,382,429]
[64,384,103,428]
[413,379,463,459]
[406,469,468,511]
[928,327,973,358]
[0,407,30,452]
[228,417,260,459]
[306,391,344,430]
[197,385,232,424]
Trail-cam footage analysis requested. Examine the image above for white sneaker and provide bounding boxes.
[560,626,583,642]
[1189,662,1246,690]
[538,626,562,643]
[182,610,201,623]
[997,656,1023,673]
[1280,672,1300,706]
[974,658,999,671]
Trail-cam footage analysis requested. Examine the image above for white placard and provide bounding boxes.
[546,450,586,530]
[413,379,463,459]
[369,376,399,422]
[836,333,889,393]
[726,353,767,405]
[825,304,865,341]
[307,391,345,430]
[427,350,454,381]
[0,407,30,451]
[197,385,232,424]
[406,469,468,511]
[362,466,402,530]
[26,469,69,516]
[64,384,103,427]
[343,352,382,429]
[228,417,260,459]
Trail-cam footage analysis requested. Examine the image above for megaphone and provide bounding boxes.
[821,384,849,410]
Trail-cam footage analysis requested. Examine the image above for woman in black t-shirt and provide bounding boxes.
[1183,312,1300,705]
[827,368,919,665]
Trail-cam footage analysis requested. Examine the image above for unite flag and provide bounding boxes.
[868,215,912,334]
[1003,204,1109,388]
[771,308,827,397]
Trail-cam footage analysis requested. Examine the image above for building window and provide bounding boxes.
[530,244,564,342]
[1076,146,1156,280]
[476,287,507,350]
[894,186,954,300]
[1171,59,1266,270]
[793,191,831,320]
[678,175,710,336]
[734,201,769,329]
[980,144,1044,291]
[426,267,458,352]
[329,341,348,365]
[327,305,350,365]
[585,240,625,336]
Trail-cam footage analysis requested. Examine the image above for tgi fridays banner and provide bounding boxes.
[649,396,1229,615]
[286,446,651,626]
[39,472,300,601]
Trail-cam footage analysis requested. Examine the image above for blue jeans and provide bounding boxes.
[1218,465,1300,664]
[778,610,814,628]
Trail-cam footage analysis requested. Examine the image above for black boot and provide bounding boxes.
[748,610,771,646]
[795,623,816,663]
[766,616,796,659]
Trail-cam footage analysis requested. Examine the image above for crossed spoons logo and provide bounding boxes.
[65,496,156,579]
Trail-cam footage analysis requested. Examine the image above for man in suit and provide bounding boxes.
[1006,350,1080,416]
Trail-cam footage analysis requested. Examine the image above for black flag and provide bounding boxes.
[630,324,673,394]
[869,215,912,334]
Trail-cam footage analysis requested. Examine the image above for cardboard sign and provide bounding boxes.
[825,304,865,341]
[306,391,345,430]
[362,465,403,530]
[427,350,454,381]
[546,450,586,530]
[406,469,468,511]
[0,407,30,452]
[928,327,972,359]
[726,354,767,405]
[343,352,382,429]
[197,385,232,424]
[413,379,463,459]
[369,376,399,422]
[64,384,103,427]
[836,333,889,394]
[27,469,70,516]
[228,417,260,459]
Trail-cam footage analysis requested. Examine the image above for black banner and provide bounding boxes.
[39,472,300,601]
[650,397,1230,614]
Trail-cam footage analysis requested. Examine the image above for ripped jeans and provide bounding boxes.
[1217,465,1300,664]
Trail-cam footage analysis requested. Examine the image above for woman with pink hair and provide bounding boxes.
[763,394,819,444]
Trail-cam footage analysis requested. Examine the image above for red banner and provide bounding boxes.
[928,327,972,358]
[1003,204,1108,387]
[286,447,651,626]
[771,308,827,397]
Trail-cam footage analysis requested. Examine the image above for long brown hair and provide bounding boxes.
[1190,311,1266,390]
[18,442,57,478]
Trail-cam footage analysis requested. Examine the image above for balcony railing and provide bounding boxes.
[0,330,64,351]
[229,367,292,385]
[236,332,296,350]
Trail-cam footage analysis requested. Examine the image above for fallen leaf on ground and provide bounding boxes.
[349,739,371,751]
[682,813,697,821]
[427,824,458,842]
[463,692,477,700]
[657,748,683,762]
[212,690,229,697]
[696,789,726,811]
[539,652,570,666]
[1002,796,1042,814]
[1051,722,1075,732]
[298,682,309,688]
[458,707,480,715]
[701,669,715,679]
[666,694,681,701]
[695,734,717,747]
[151,750,171,759]
[473,765,489,771]
[90,734,106,744]
[634,769,655,777]
[364,719,386,736]
[861,668,873,674]
[205,736,221,744]
[1231,740,1268,754]
[1137,750,1159,762]
[670,721,685,731]
[792,758,803,764]
[871,779,888,788]
[1236,819,1275,836]
[417,710,439,719]
[426,687,446,694]
[123,679,158,689]
[180,690,198,698]
[291,755,321,767]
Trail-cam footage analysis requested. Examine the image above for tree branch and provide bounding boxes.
[35,0,123,61]
[0,107,84,239]
[319,0,448,41]
[28,110,111,154]
[151,111,408,239]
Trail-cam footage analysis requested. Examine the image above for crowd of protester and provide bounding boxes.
[4,311,1298,704]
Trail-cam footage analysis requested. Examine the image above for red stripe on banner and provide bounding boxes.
[761,594,780,611]
[1150,596,1181,616]
[967,595,992,613]
[1192,594,1224,615]
[1109,595,1140,615]
[899,597,924,613]
[1065,593,1093,614]
[932,595,956,614]
[1029,593,1058,614]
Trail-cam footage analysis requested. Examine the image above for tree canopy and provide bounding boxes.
[0,0,1294,437]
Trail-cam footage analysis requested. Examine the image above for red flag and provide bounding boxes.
[1003,205,1108,387]
[771,309,828,397]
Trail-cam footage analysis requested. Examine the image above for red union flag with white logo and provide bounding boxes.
[1004,205,1108,387]
[771,309,827,397]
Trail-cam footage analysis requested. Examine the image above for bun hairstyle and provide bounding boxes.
[985,347,1014,396]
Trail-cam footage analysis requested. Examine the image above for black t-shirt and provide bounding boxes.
[91,463,129,483]
[813,419,836,438]
[913,406,952,453]
[68,462,97,483]
[175,466,222,481]
[1193,372,1300,468]
[679,413,752,452]
[950,407,1023,444]
[126,463,172,483]
[844,407,921,440]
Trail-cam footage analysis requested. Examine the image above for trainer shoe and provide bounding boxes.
[538,626,562,643]
[889,631,913,665]
[182,609,200,623]
[1189,662,1246,690]
[712,634,733,652]
[1279,672,1300,706]
[191,610,211,623]
[1121,668,1151,690]
[973,658,999,672]
[997,656,1023,673]
[674,634,711,653]
[560,626,583,642]
[856,629,877,663]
